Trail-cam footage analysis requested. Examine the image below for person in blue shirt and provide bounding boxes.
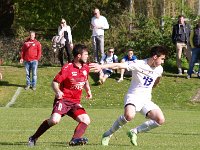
[118,49,137,82]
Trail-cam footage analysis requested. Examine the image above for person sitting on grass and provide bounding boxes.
[98,47,118,85]
[117,48,137,82]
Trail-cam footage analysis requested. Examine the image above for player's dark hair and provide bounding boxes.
[72,44,88,58]
[149,46,168,57]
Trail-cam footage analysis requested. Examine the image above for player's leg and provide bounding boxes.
[102,104,135,146]
[129,102,165,146]
[28,113,62,147]
[131,109,165,134]
[68,107,90,146]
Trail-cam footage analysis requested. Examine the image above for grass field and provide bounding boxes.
[0,66,200,150]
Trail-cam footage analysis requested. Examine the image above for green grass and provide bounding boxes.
[0,108,200,150]
[0,66,200,149]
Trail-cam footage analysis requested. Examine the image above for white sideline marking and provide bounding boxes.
[5,87,22,108]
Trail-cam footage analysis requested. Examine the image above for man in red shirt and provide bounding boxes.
[28,44,92,147]
[20,31,42,90]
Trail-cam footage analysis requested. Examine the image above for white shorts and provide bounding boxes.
[124,93,160,116]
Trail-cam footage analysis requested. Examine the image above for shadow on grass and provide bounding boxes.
[163,73,187,79]
[147,131,200,136]
[0,81,24,87]
[0,141,131,147]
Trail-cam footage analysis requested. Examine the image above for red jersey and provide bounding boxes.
[53,63,89,103]
[21,38,42,61]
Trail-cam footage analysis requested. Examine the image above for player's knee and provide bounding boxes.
[82,117,91,125]
[124,114,134,121]
[48,118,60,126]
[157,117,165,125]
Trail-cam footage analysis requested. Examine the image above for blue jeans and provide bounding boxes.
[92,35,104,62]
[25,60,38,87]
[188,48,200,75]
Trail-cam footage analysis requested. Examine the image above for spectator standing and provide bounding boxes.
[117,49,137,82]
[187,20,200,79]
[172,15,191,75]
[98,48,118,84]
[28,44,92,147]
[91,8,109,63]
[20,31,42,90]
[58,18,73,66]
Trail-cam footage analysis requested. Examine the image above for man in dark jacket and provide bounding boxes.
[172,15,191,75]
[187,20,200,79]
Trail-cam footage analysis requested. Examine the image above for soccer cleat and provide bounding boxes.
[127,131,137,146]
[28,136,37,147]
[69,137,88,146]
[101,133,112,146]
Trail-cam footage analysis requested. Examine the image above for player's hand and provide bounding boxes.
[89,63,101,72]
[20,59,23,64]
[56,91,64,99]
[86,90,92,99]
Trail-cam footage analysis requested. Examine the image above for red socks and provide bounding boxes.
[72,122,88,139]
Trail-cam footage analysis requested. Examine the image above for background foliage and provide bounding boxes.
[1,0,200,68]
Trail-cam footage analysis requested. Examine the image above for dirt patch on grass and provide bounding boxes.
[191,89,200,102]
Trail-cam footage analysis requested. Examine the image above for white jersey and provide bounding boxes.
[125,59,163,97]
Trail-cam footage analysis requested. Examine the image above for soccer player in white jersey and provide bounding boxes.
[90,46,168,146]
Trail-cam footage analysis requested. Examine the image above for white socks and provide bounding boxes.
[104,115,128,137]
[131,120,160,134]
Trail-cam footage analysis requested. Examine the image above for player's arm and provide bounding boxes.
[90,62,127,72]
[83,80,92,99]
[51,81,64,99]
[153,77,161,88]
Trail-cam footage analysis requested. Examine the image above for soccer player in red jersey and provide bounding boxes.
[28,44,92,147]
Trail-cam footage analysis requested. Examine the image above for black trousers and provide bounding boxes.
[58,43,71,66]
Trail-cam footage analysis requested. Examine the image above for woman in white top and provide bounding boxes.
[58,18,73,66]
